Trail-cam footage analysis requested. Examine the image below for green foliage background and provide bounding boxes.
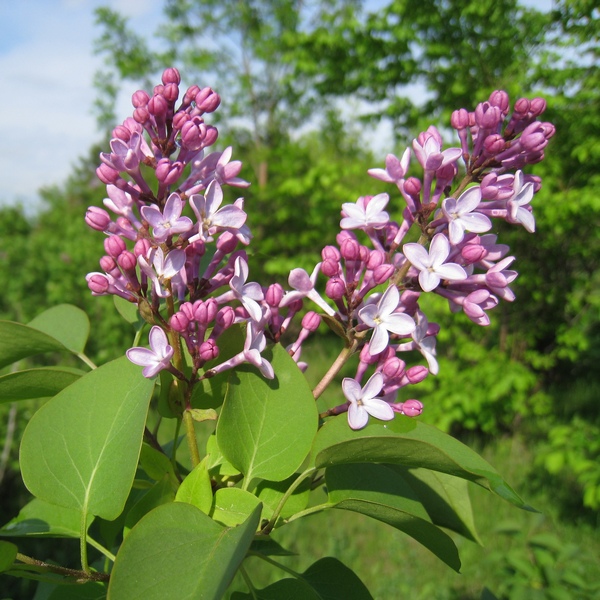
[0,0,599,597]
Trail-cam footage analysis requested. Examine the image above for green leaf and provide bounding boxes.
[175,459,213,514]
[20,356,155,521]
[139,443,178,486]
[217,344,318,483]
[124,477,176,534]
[231,557,373,599]
[0,367,83,404]
[205,434,240,477]
[312,416,529,508]
[28,304,90,354]
[255,474,311,521]
[0,540,18,572]
[114,295,143,326]
[0,321,68,369]
[249,538,296,557]
[0,498,80,538]
[108,502,261,600]
[47,582,107,599]
[211,488,262,527]
[325,463,461,571]
[390,466,481,544]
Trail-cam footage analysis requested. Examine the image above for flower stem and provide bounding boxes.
[312,339,359,400]
[183,409,200,468]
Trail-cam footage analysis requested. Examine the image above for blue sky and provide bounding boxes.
[0,0,552,211]
[0,0,163,210]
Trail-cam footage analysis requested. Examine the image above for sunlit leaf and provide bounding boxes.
[312,416,529,508]
[28,304,90,354]
[325,463,461,571]
[175,459,213,514]
[0,321,67,370]
[108,502,261,600]
[20,357,155,521]
[0,367,82,404]
[211,488,262,527]
[217,344,318,483]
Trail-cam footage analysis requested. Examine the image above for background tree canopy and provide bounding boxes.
[1,1,599,596]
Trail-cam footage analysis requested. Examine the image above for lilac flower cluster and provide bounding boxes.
[86,71,553,430]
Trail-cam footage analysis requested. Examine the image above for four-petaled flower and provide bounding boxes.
[138,247,186,298]
[442,186,492,244]
[359,285,416,355]
[341,193,390,230]
[126,326,174,378]
[506,170,536,232]
[140,193,193,242]
[229,256,264,322]
[189,180,247,243]
[403,234,468,292]
[342,372,394,430]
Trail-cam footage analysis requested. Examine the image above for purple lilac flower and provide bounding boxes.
[403,234,468,292]
[441,187,492,244]
[126,326,174,378]
[358,285,416,355]
[342,372,394,430]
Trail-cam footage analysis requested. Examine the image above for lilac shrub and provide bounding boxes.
[0,66,554,597]
[86,67,553,431]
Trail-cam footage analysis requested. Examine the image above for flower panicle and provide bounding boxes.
[87,74,552,430]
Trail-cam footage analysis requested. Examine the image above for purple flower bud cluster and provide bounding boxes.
[87,73,553,429]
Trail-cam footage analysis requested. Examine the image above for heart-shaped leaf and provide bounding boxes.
[217,344,318,483]
[108,502,261,600]
[175,459,213,514]
[231,557,373,599]
[0,367,82,404]
[28,304,90,354]
[0,321,67,370]
[20,357,155,522]
[325,463,461,571]
[0,498,80,538]
[312,416,528,508]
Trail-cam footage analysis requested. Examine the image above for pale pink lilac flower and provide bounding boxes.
[280,263,336,317]
[140,193,193,242]
[403,234,468,292]
[441,186,492,244]
[189,180,248,243]
[340,193,390,230]
[358,285,416,355]
[367,148,411,185]
[226,256,264,321]
[138,247,186,298]
[342,372,394,430]
[506,171,536,232]
[126,326,174,378]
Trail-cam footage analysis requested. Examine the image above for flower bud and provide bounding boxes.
[86,273,110,294]
[322,245,341,261]
[117,250,137,272]
[134,238,152,258]
[162,67,181,85]
[325,277,345,300]
[216,231,238,253]
[199,339,219,362]
[401,399,424,417]
[451,108,470,130]
[488,90,510,114]
[405,365,428,384]
[131,90,150,108]
[196,87,221,113]
[403,177,421,197]
[170,311,190,332]
[104,235,126,258]
[99,255,118,274]
[382,356,405,379]
[373,264,394,285]
[301,311,321,332]
[265,283,284,307]
[216,306,235,330]
[156,159,184,184]
[85,206,111,231]
[321,258,340,277]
